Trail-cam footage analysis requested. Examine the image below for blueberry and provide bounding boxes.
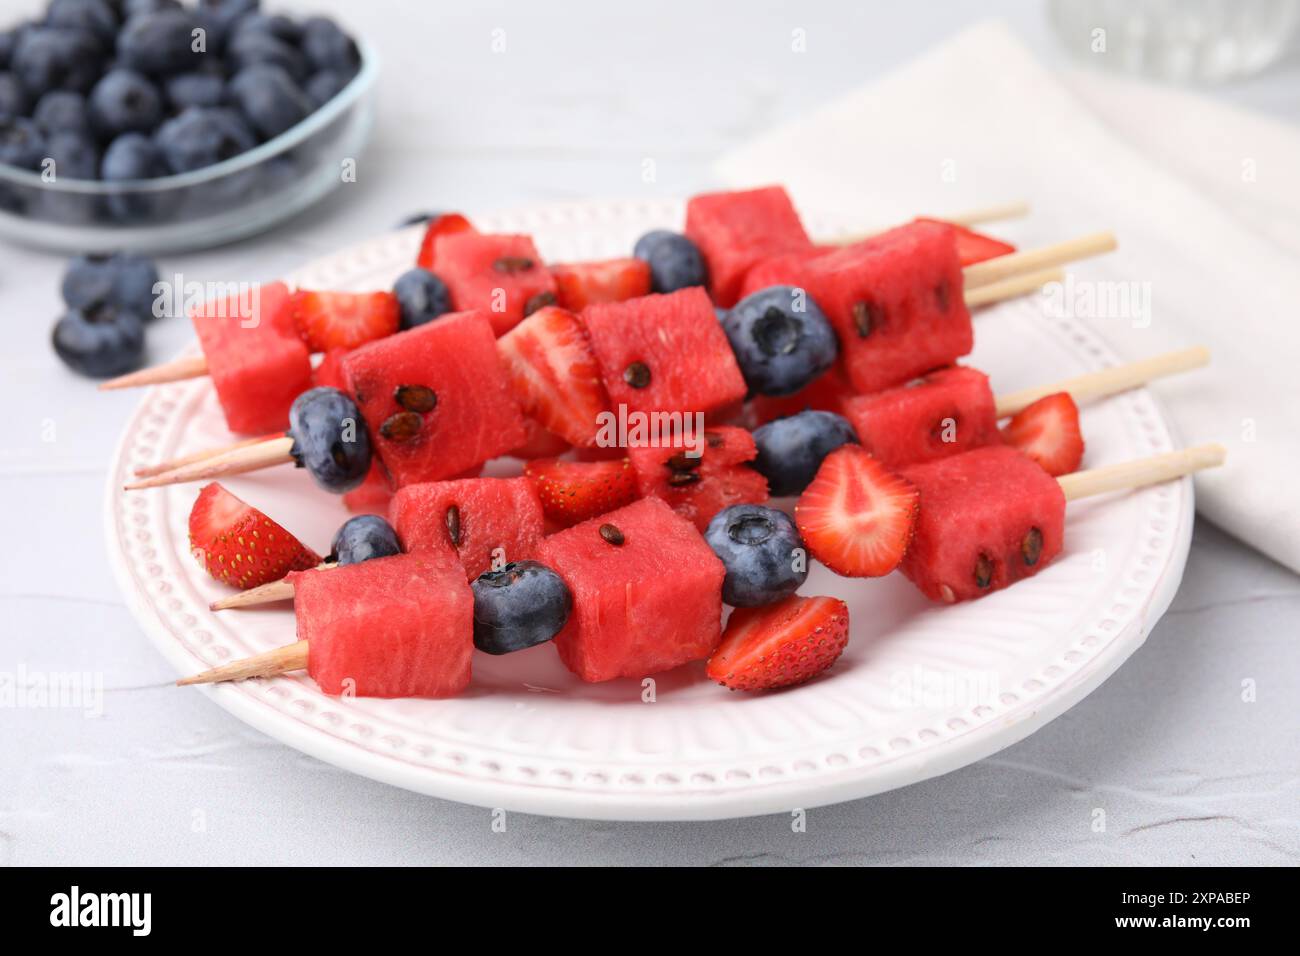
[0,117,47,169]
[45,129,99,179]
[633,230,707,293]
[303,69,349,107]
[0,72,29,118]
[33,90,89,133]
[227,64,310,139]
[723,285,838,397]
[122,0,182,16]
[196,0,259,37]
[12,27,103,94]
[116,10,203,75]
[752,410,858,497]
[154,106,256,173]
[62,254,115,308]
[164,71,225,110]
[287,386,372,493]
[45,0,119,48]
[393,268,450,330]
[51,303,145,378]
[62,252,161,316]
[89,69,163,136]
[101,130,164,180]
[300,16,358,74]
[471,561,572,655]
[226,30,308,82]
[0,30,18,70]
[704,504,808,607]
[328,514,401,567]
[229,13,301,46]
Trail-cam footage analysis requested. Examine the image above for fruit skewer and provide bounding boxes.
[175,443,1226,691]
[125,346,1208,494]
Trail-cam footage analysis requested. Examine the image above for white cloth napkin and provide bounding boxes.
[715,20,1300,575]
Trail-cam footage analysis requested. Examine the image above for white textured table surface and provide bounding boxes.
[2,0,1298,865]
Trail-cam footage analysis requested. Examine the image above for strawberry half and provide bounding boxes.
[415,212,476,270]
[497,305,611,447]
[551,258,651,311]
[290,290,400,352]
[707,594,850,692]
[524,457,638,527]
[916,218,1015,266]
[794,445,919,577]
[1000,392,1084,477]
[188,483,320,590]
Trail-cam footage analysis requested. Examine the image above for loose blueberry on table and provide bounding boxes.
[53,251,161,378]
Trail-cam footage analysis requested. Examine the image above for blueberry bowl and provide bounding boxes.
[0,37,376,254]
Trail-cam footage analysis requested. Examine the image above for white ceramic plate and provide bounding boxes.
[105,198,1192,820]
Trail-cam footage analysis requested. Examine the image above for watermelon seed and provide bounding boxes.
[667,471,701,487]
[666,452,702,472]
[623,362,651,389]
[446,505,462,547]
[1021,527,1043,566]
[493,256,535,274]
[851,301,879,338]
[524,291,556,316]
[394,384,437,413]
[598,523,625,546]
[934,281,950,312]
[380,411,422,442]
[705,431,724,448]
[974,553,994,589]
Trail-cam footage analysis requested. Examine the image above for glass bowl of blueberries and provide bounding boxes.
[0,0,376,253]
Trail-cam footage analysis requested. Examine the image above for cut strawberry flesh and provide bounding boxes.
[914,218,1015,266]
[414,213,476,271]
[290,290,401,353]
[999,392,1084,477]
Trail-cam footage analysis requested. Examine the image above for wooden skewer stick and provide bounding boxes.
[209,561,337,610]
[176,640,308,686]
[1058,443,1225,501]
[964,266,1064,309]
[99,354,209,391]
[828,199,1030,245]
[994,346,1211,418]
[963,231,1117,290]
[123,435,295,491]
[178,444,1227,688]
[134,432,285,478]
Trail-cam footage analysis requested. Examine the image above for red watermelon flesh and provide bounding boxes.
[900,445,1065,603]
[551,257,651,311]
[389,476,545,580]
[342,310,527,488]
[627,425,768,531]
[510,416,572,459]
[415,213,476,270]
[914,218,1015,266]
[299,552,474,698]
[796,220,972,394]
[191,281,312,435]
[685,185,813,307]
[746,365,853,427]
[432,232,557,336]
[312,347,349,390]
[841,366,998,469]
[582,287,746,418]
[342,459,394,515]
[534,497,725,682]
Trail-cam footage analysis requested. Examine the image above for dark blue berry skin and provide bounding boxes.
[62,252,161,316]
[752,410,858,497]
[230,13,302,46]
[0,117,47,169]
[45,129,99,179]
[304,69,349,108]
[723,285,838,397]
[154,106,256,173]
[62,254,115,309]
[705,504,807,607]
[300,16,359,74]
[101,130,163,179]
[0,30,17,70]
[226,29,308,82]
[33,90,90,133]
[123,0,182,17]
[116,10,203,75]
[393,268,451,330]
[329,515,401,567]
[52,303,145,378]
[0,72,28,118]
[196,0,260,37]
[45,0,120,48]
[226,64,310,139]
[287,386,372,494]
[471,561,572,655]
[12,28,103,93]
[632,230,707,294]
[89,69,163,136]
[164,71,225,110]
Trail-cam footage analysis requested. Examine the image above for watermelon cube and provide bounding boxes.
[746,365,852,427]
[550,257,651,311]
[432,232,557,336]
[342,310,527,488]
[840,366,998,469]
[900,446,1065,603]
[342,459,394,516]
[414,212,476,270]
[581,287,746,418]
[299,552,474,698]
[191,281,313,435]
[534,497,725,682]
[627,425,768,531]
[685,186,814,307]
[389,476,545,580]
